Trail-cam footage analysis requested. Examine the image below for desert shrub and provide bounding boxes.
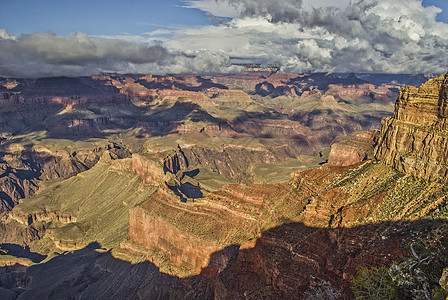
[304,280,341,300]
[352,266,402,300]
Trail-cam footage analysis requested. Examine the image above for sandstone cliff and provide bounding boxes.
[328,131,378,167]
[124,182,308,276]
[375,73,448,183]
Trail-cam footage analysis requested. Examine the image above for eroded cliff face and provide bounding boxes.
[0,142,131,216]
[125,182,308,277]
[375,73,448,183]
[127,203,220,275]
[328,131,378,167]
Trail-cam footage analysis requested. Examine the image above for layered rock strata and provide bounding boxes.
[328,131,378,166]
[0,143,131,215]
[375,73,448,183]
[125,183,307,276]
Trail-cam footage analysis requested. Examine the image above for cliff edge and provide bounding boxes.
[375,73,448,183]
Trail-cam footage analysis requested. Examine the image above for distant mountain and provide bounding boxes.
[349,72,433,86]
[20,76,104,97]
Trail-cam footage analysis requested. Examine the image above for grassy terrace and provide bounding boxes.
[12,158,157,253]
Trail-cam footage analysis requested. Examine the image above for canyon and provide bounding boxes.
[0,72,446,299]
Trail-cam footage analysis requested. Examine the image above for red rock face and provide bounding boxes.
[328,146,368,167]
[209,220,436,299]
[131,154,164,185]
[128,204,219,274]
[328,131,378,167]
[375,73,448,183]
[163,153,183,174]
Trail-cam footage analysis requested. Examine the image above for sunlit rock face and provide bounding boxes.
[328,131,378,167]
[375,74,448,183]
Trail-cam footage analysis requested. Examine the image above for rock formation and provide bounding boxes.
[328,131,378,166]
[124,182,307,276]
[0,142,131,216]
[375,73,448,183]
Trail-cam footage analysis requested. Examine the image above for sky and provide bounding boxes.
[0,0,447,77]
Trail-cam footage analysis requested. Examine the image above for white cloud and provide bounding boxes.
[183,0,242,18]
[1,0,448,77]
[184,0,306,22]
[0,29,17,41]
[143,29,174,36]
[174,0,448,73]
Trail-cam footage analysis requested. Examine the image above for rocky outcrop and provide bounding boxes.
[125,182,308,276]
[163,146,189,175]
[328,131,378,166]
[132,154,164,185]
[0,220,42,246]
[124,188,223,276]
[0,143,131,215]
[375,73,448,183]
[158,144,307,184]
[393,75,444,125]
[128,204,219,274]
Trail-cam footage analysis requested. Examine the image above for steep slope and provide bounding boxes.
[8,155,156,254]
[124,182,308,276]
[375,73,448,183]
[0,141,130,216]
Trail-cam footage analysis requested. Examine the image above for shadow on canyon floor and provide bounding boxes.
[1,218,447,299]
[0,244,45,264]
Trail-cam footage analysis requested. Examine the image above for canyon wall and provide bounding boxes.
[0,142,131,216]
[128,205,219,274]
[375,73,448,183]
[0,73,442,299]
[328,131,378,167]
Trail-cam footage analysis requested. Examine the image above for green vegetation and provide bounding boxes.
[353,242,448,300]
[14,158,157,253]
[3,130,110,151]
[252,153,328,184]
[324,159,448,224]
[185,167,235,192]
[378,176,445,220]
[0,254,33,267]
[352,266,401,300]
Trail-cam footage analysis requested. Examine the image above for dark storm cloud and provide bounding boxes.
[0,29,242,77]
[0,31,168,77]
